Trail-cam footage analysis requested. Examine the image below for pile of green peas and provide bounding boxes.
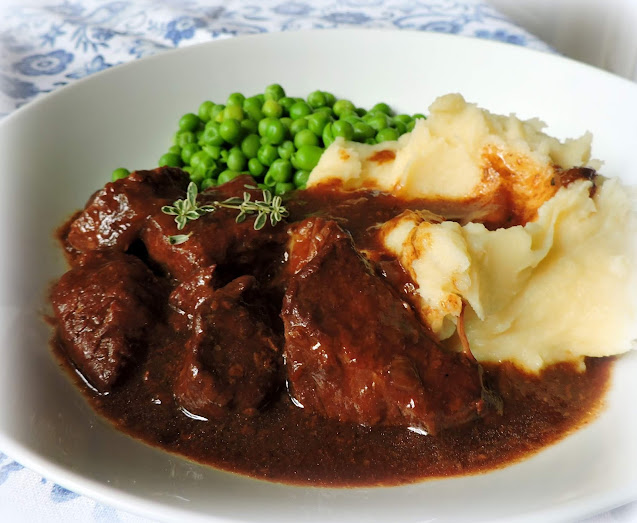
[112,84,425,195]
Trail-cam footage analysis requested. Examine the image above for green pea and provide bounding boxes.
[406,120,416,132]
[367,113,390,131]
[376,127,400,142]
[223,104,244,121]
[248,157,265,177]
[352,121,375,142]
[293,145,323,171]
[365,137,376,145]
[289,118,308,136]
[333,99,355,117]
[219,118,242,144]
[269,158,293,183]
[267,119,288,144]
[190,150,215,171]
[322,91,336,107]
[340,113,360,125]
[258,117,273,137]
[263,172,277,188]
[241,134,261,159]
[307,112,331,137]
[257,144,279,166]
[195,129,204,141]
[262,99,283,118]
[294,128,319,148]
[176,131,196,147]
[264,83,286,101]
[200,123,224,146]
[168,145,181,155]
[189,168,205,184]
[201,178,217,190]
[243,96,262,111]
[413,113,426,120]
[289,101,312,120]
[256,93,265,105]
[307,90,326,109]
[179,113,200,132]
[241,119,258,134]
[279,96,296,113]
[394,114,412,125]
[371,102,392,115]
[158,153,182,168]
[332,120,354,141]
[112,167,130,181]
[293,169,310,188]
[314,106,334,118]
[202,145,222,159]
[217,170,241,185]
[204,164,220,179]
[393,120,407,135]
[181,142,201,164]
[322,122,334,147]
[198,101,214,122]
[278,140,295,160]
[226,92,245,107]
[280,117,293,131]
[210,104,225,120]
[244,103,264,122]
[275,182,295,195]
[226,148,247,172]
[355,107,367,117]
[188,166,203,182]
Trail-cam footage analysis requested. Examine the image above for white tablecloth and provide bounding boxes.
[0,1,634,521]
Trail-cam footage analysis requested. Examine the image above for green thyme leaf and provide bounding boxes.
[168,233,192,245]
[253,212,267,230]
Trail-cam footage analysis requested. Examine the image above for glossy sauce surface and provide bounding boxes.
[52,179,613,486]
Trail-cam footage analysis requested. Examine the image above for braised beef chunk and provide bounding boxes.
[168,265,220,330]
[141,175,286,281]
[50,253,162,392]
[66,167,189,253]
[282,218,484,435]
[174,275,281,419]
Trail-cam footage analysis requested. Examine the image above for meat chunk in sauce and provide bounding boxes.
[282,218,484,435]
[141,176,286,281]
[50,253,163,392]
[66,167,189,253]
[173,275,281,419]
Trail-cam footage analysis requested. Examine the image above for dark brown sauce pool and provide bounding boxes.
[51,181,614,487]
[54,341,612,486]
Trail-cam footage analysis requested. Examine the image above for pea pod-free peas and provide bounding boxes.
[136,84,427,194]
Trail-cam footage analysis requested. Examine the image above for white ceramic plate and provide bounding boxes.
[0,29,636,523]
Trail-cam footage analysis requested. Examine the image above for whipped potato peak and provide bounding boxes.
[308,93,637,373]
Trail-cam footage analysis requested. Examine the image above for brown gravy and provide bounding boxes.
[51,175,614,486]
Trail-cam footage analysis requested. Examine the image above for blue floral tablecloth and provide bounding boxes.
[0,1,633,522]
[0,0,553,117]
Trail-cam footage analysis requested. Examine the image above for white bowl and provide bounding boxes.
[0,29,636,522]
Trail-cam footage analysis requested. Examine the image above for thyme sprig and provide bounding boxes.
[219,187,289,230]
[161,182,289,243]
[161,182,216,230]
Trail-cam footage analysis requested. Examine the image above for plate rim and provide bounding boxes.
[1,28,637,523]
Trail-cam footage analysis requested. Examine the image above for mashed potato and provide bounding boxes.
[309,93,637,372]
[309,93,596,225]
[383,179,637,371]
